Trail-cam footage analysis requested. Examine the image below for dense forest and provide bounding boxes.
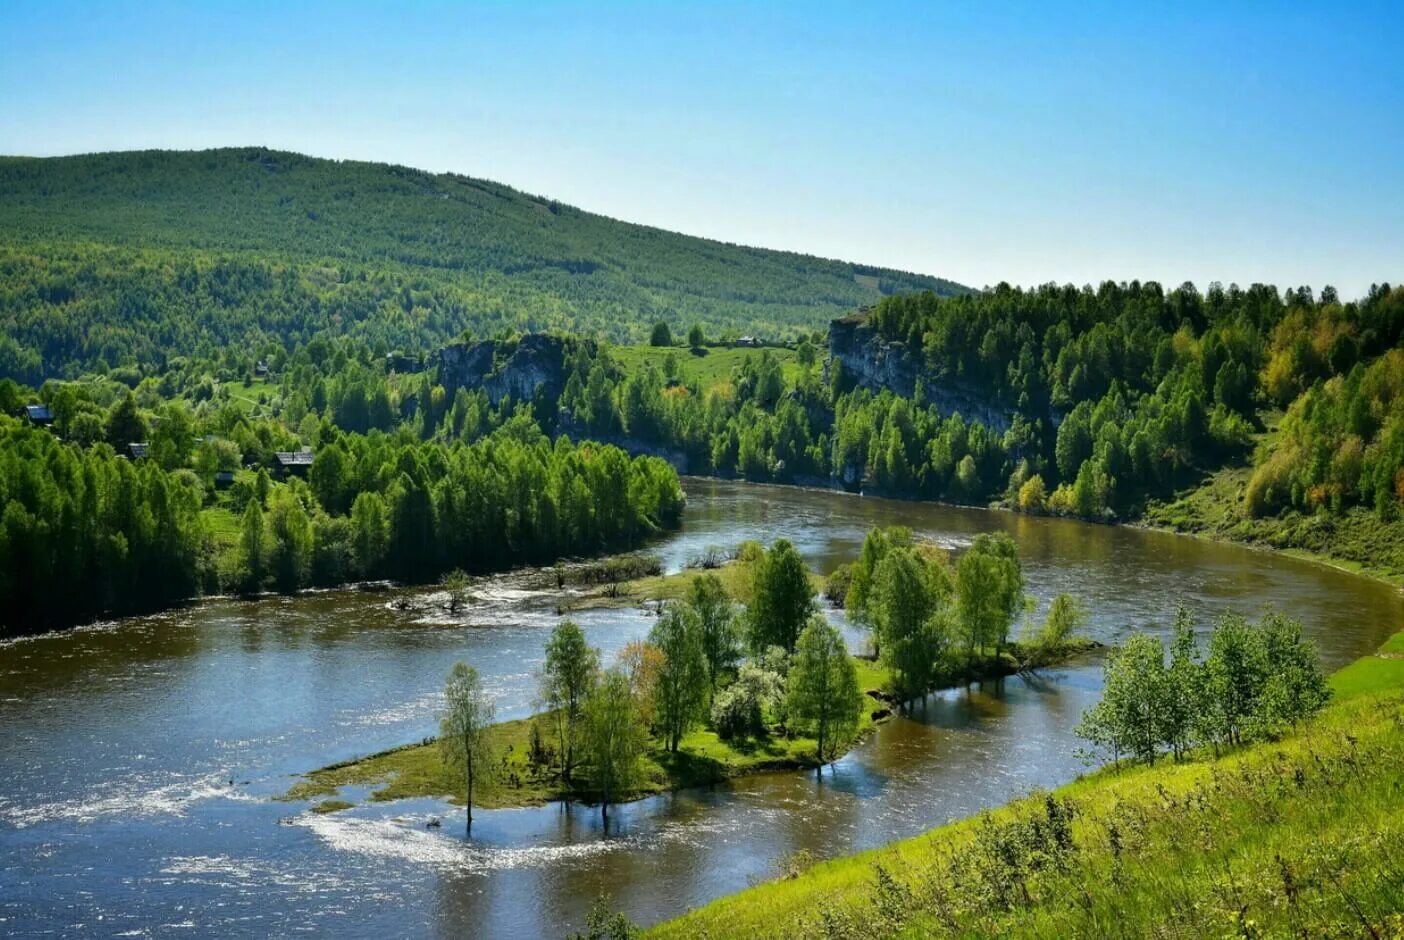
[0,385,683,636]
[8,273,1397,637]
[441,280,1397,540]
[0,148,962,381]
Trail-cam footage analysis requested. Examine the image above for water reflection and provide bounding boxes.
[1,480,1400,937]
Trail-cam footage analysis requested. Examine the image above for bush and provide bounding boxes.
[824,563,854,607]
[711,663,783,740]
[1245,446,1297,518]
[1016,474,1047,513]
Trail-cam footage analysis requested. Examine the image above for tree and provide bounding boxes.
[786,615,860,766]
[266,488,313,593]
[617,639,664,728]
[309,442,351,515]
[1077,633,1167,765]
[541,620,599,782]
[1016,474,1047,513]
[650,321,673,347]
[710,662,782,741]
[1202,612,1267,747]
[846,527,912,624]
[648,605,708,751]
[236,498,267,594]
[581,669,647,822]
[870,547,947,702]
[955,533,1024,661]
[440,568,470,612]
[349,491,389,577]
[687,573,739,698]
[1162,608,1203,760]
[748,539,814,653]
[1255,612,1330,736]
[687,324,705,349]
[1027,593,1086,654]
[105,390,148,447]
[439,662,495,834]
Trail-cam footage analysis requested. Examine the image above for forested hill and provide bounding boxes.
[0,148,962,381]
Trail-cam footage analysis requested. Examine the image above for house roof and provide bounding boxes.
[128,442,149,459]
[24,404,53,422]
[274,449,315,466]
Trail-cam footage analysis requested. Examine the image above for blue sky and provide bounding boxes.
[2,1,1400,296]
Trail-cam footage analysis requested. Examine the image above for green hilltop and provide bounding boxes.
[0,148,962,380]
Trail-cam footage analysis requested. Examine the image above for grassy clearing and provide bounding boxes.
[609,345,802,394]
[649,634,1404,939]
[218,378,279,414]
[201,505,242,552]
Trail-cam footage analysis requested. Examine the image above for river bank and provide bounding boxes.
[1139,458,1404,589]
[670,468,1404,592]
[648,632,1404,938]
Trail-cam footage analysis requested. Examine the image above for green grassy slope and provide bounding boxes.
[0,148,962,378]
[650,635,1404,939]
[1145,415,1404,587]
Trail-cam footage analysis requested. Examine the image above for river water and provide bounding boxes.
[1,479,1399,937]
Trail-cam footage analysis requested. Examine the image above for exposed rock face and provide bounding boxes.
[436,334,567,406]
[828,315,1021,433]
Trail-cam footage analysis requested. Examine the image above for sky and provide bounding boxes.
[1,1,1401,297]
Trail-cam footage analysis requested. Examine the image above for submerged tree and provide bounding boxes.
[786,615,861,767]
[440,568,471,612]
[581,669,647,823]
[439,662,495,834]
[541,619,599,783]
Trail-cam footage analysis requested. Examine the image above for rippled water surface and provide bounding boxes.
[2,479,1399,937]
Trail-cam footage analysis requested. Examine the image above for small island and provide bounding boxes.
[284,529,1099,818]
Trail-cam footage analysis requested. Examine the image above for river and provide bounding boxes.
[1,479,1399,937]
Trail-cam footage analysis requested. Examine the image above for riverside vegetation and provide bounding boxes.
[0,395,683,636]
[627,618,1386,940]
[285,529,1095,820]
[10,277,1397,637]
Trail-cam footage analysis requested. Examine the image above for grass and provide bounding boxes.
[201,505,242,552]
[218,378,280,415]
[1143,416,1404,587]
[609,344,802,395]
[199,471,265,552]
[647,633,1404,939]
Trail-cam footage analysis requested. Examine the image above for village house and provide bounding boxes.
[273,449,314,478]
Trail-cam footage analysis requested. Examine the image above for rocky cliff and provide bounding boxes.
[435,334,568,406]
[827,315,1023,433]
